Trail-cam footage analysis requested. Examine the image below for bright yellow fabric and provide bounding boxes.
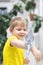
[3,36,24,65]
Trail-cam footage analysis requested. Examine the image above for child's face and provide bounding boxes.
[12,24,28,40]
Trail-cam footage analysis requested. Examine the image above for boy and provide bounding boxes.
[3,17,41,65]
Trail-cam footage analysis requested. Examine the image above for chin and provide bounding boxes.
[18,36,24,40]
[20,37,24,40]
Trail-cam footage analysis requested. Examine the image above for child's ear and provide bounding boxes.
[9,28,12,32]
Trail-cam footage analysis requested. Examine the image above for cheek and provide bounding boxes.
[23,32,27,37]
[13,30,19,35]
[25,31,28,35]
[12,29,16,35]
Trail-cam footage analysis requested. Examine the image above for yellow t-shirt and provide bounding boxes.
[3,36,24,65]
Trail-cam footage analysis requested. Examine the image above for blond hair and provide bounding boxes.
[10,16,28,30]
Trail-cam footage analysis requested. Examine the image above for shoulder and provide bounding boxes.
[8,36,18,40]
[6,36,18,44]
[4,36,18,48]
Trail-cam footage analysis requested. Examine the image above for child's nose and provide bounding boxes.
[21,30,25,33]
[21,29,24,32]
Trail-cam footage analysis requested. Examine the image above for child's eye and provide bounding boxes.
[23,29,27,31]
[17,29,21,31]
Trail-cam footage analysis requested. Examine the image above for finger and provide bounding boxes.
[36,55,41,62]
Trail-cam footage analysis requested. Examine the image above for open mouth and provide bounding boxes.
[19,35,24,37]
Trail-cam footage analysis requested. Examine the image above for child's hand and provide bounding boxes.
[31,47,41,62]
[35,49,41,62]
[24,58,30,64]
